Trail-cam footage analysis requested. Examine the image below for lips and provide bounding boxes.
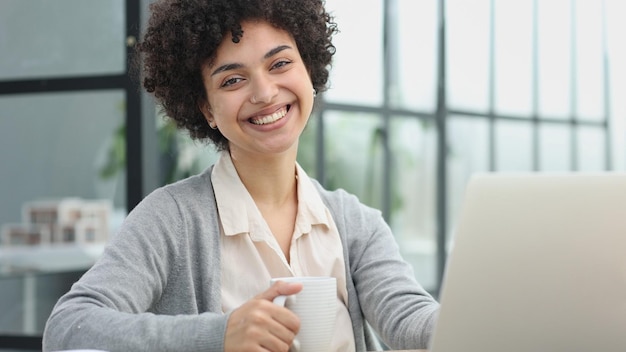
[249,105,289,125]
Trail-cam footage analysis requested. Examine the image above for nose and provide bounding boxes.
[249,73,278,104]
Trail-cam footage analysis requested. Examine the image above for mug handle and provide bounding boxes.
[272,294,296,307]
[272,295,300,352]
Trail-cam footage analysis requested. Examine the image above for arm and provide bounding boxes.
[42,188,227,352]
[337,191,440,349]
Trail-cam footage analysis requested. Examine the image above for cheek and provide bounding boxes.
[209,96,242,126]
[206,94,225,118]
[210,101,229,120]
[300,84,315,112]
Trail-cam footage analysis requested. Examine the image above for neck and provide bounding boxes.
[229,148,298,207]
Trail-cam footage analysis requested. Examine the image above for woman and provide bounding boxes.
[43,0,439,351]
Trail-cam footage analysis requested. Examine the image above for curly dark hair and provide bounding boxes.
[136,0,338,151]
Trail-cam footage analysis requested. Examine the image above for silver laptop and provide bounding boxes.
[429,172,626,352]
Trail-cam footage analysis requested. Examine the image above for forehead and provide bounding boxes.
[210,20,297,66]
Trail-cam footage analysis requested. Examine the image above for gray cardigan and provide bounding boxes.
[43,166,439,351]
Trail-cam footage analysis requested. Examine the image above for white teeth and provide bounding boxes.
[250,108,287,125]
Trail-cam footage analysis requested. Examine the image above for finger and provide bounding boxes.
[241,307,298,350]
[257,281,303,302]
[226,303,296,351]
[267,321,298,348]
[259,332,292,352]
[270,307,301,337]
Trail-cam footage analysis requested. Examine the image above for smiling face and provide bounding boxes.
[200,20,315,160]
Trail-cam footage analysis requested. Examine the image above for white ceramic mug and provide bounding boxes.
[271,276,337,352]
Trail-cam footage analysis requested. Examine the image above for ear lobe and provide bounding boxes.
[198,100,218,129]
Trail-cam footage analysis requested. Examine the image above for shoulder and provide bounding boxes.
[310,179,384,230]
[161,166,215,198]
[118,166,219,245]
[147,166,215,208]
[124,166,217,229]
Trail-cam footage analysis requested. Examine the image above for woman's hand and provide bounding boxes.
[225,281,303,352]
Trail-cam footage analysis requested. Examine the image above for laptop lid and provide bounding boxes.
[429,172,626,352]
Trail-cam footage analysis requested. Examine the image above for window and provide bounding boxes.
[0,0,140,344]
[307,0,623,296]
[158,0,625,296]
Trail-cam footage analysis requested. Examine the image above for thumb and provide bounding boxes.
[258,280,303,302]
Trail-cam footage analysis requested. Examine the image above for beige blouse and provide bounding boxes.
[213,151,355,351]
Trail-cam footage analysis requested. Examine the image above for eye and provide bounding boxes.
[220,76,244,88]
[271,59,292,71]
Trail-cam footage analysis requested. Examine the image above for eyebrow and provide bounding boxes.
[210,44,293,77]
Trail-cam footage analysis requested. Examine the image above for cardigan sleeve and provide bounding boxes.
[320,185,440,350]
[43,184,228,352]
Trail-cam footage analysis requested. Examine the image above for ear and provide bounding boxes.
[198,98,214,123]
